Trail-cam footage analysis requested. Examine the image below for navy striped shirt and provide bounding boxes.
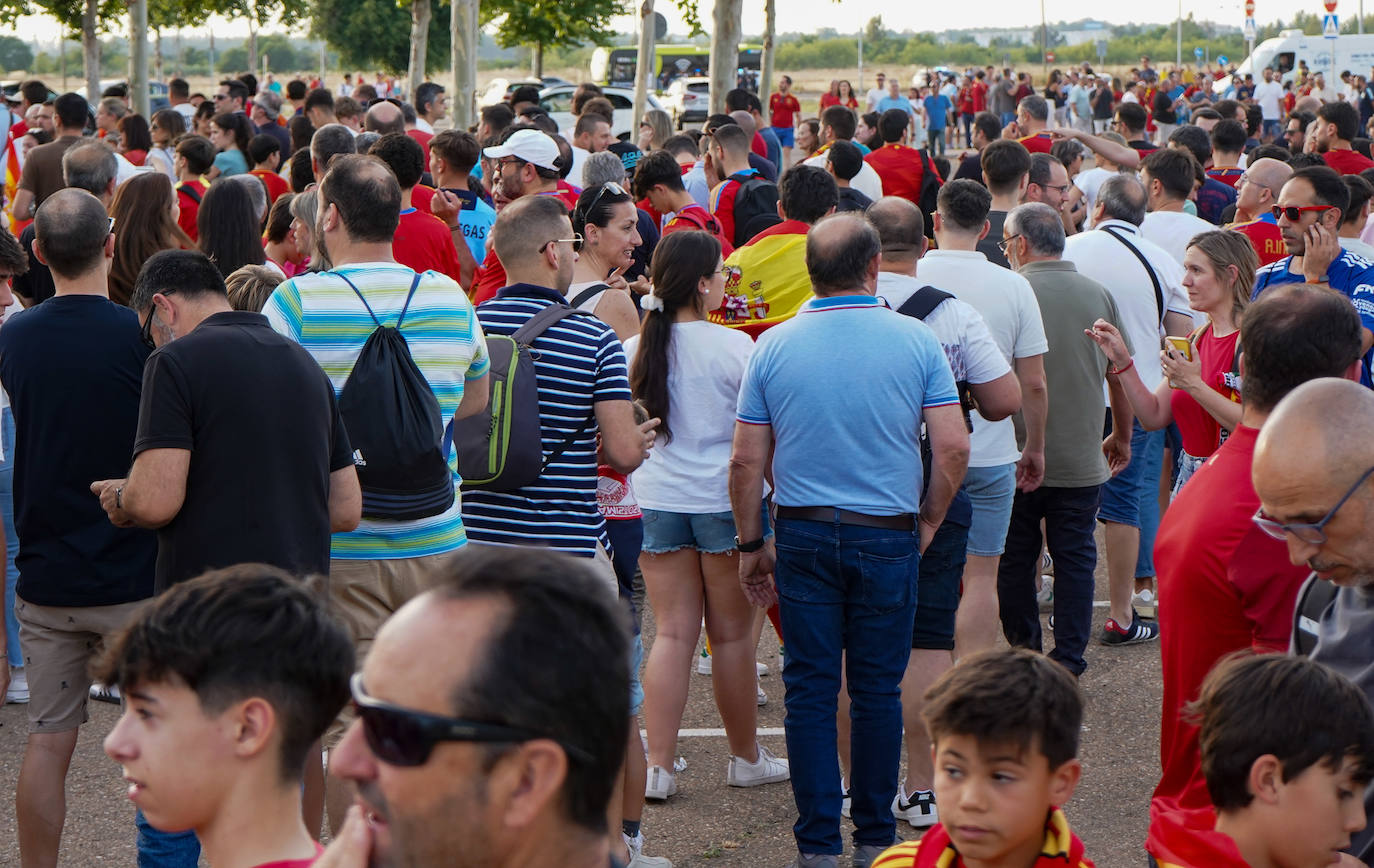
[460,284,633,557]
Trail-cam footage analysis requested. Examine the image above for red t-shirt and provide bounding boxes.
[664,203,734,257]
[1229,215,1287,265]
[1152,424,1310,813]
[1169,325,1240,457]
[553,181,581,210]
[176,180,206,241]
[1204,167,1243,188]
[1018,132,1055,154]
[769,92,800,128]
[407,128,433,165]
[864,144,928,205]
[819,93,840,111]
[470,247,505,305]
[392,207,463,282]
[708,170,761,247]
[411,183,436,215]
[124,149,148,167]
[972,81,988,113]
[751,131,767,159]
[1323,148,1374,175]
[251,842,324,868]
[249,169,290,205]
[1147,804,1251,868]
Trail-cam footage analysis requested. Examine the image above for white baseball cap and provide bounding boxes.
[483,128,561,173]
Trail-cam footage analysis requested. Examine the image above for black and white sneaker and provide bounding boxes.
[891,787,938,828]
[1099,611,1160,646]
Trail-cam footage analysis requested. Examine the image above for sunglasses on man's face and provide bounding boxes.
[350,673,592,767]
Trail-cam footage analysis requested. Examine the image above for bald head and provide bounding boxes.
[866,197,926,264]
[805,214,881,295]
[1246,157,1293,193]
[1262,379,1374,484]
[364,100,405,135]
[729,110,757,138]
[34,188,111,280]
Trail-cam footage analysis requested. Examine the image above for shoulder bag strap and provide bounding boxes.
[569,283,611,309]
[1101,225,1165,325]
[895,286,954,321]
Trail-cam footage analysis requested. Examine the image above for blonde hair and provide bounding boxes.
[1186,230,1260,323]
[226,264,284,312]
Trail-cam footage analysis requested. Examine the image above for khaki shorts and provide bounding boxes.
[325,552,454,747]
[16,595,148,734]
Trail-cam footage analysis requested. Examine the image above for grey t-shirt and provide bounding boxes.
[1018,260,1131,488]
[1309,584,1374,862]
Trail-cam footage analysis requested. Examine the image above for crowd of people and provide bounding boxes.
[0,52,1370,868]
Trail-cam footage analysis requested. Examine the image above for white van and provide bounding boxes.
[1221,29,1374,91]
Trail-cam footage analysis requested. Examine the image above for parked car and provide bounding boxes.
[660,76,709,129]
[478,76,572,108]
[539,84,663,140]
[76,79,170,114]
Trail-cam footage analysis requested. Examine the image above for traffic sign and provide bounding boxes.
[1324,12,1340,37]
[1195,45,1205,58]
[1095,39,1108,60]
[1244,17,1257,38]
[1046,51,1055,62]
[1325,0,1337,12]
[1245,0,1255,13]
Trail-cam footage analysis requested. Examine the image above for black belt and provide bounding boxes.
[774,506,915,531]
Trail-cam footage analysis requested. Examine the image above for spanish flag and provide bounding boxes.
[1146,800,1251,868]
[708,218,811,339]
[3,125,19,229]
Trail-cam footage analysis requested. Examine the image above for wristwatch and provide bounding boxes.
[735,535,765,553]
[115,485,125,510]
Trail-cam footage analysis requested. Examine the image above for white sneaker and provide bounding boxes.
[695,652,712,675]
[756,661,770,677]
[756,682,767,706]
[673,756,688,773]
[840,782,851,819]
[1132,587,1157,616]
[1037,576,1055,612]
[6,667,27,704]
[644,765,677,800]
[727,744,790,787]
[623,832,673,868]
[89,682,121,704]
[891,787,939,828]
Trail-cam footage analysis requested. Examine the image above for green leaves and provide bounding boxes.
[312,0,450,73]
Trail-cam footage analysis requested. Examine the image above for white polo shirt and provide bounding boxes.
[1141,209,1216,267]
[1064,219,1195,393]
[804,149,884,202]
[915,249,1048,468]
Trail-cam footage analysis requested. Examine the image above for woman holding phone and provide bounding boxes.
[1087,230,1256,496]
[567,181,643,341]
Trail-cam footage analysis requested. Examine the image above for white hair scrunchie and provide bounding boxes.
[640,293,665,312]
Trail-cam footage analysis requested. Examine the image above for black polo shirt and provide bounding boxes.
[134,311,353,590]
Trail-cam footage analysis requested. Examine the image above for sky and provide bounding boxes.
[3,0,1361,49]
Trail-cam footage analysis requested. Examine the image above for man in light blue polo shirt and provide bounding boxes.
[728,214,971,868]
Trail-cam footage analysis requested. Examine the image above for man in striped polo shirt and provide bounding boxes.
[261,155,491,833]
[460,194,657,590]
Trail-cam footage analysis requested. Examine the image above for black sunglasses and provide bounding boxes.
[350,673,591,767]
[575,181,627,226]
[140,288,175,350]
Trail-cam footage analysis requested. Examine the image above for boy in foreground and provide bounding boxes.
[871,649,1094,868]
[1147,654,1374,868]
[97,564,354,868]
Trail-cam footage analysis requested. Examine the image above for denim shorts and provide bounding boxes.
[1098,419,1165,529]
[640,506,772,555]
[772,125,796,147]
[912,517,969,650]
[628,632,645,716]
[963,463,1017,557]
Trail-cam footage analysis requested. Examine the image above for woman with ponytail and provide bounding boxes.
[627,230,790,802]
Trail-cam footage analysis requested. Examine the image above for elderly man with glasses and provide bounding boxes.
[1226,157,1293,265]
[1146,284,1364,859]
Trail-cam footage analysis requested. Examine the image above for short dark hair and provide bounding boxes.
[414,81,445,115]
[509,85,540,106]
[661,134,698,159]
[480,102,515,135]
[709,122,750,158]
[878,108,909,143]
[1210,119,1248,154]
[819,105,857,141]
[34,189,111,279]
[1289,152,1329,170]
[238,73,258,97]
[169,77,190,100]
[632,149,686,199]
[981,138,1032,196]
[219,78,248,105]
[129,249,227,313]
[1344,174,1374,227]
[1142,147,1199,200]
[1249,144,1292,162]
[1291,165,1350,219]
[175,135,215,176]
[319,154,401,243]
[937,178,993,231]
[972,111,1001,144]
[19,79,47,106]
[571,180,633,234]
[574,112,609,140]
[311,124,357,174]
[1191,107,1223,122]
[368,132,424,190]
[724,88,752,112]
[1240,284,1363,411]
[430,128,479,174]
[288,149,314,194]
[1115,101,1148,134]
[286,79,307,101]
[430,547,630,833]
[53,92,88,129]
[1319,99,1361,141]
[0,224,28,278]
[1191,653,1374,812]
[1214,99,1242,121]
[780,165,838,224]
[581,97,614,125]
[1287,110,1317,131]
[806,214,880,293]
[93,565,354,784]
[1244,104,1262,136]
[1168,124,1212,165]
[826,140,863,181]
[304,88,335,114]
[247,133,280,167]
[923,648,1083,770]
[1027,152,1059,191]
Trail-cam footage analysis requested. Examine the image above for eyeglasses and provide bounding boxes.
[1252,465,1374,545]
[139,288,174,350]
[1271,204,1334,221]
[213,93,229,101]
[1043,183,1071,195]
[367,97,404,109]
[1239,173,1272,192]
[494,157,525,175]
[576,181,627,224]
[997,234,1022,254]
[350,673,590,767]
[538,233,584,253]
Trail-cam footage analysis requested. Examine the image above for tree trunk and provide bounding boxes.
[532,42,543,80]
[451,0,478,129]
[82,0,100,104]
[632,0,654,132]
[709,0,741,114]
[128,0,149,116]
[759,0,775,98]
[154,27,163,83]
[247,24,257,76]
[407,0,431,97]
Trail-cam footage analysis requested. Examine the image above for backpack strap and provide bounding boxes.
[895,286,954,321]
[1292,572,1339,657]
[569,283,611,310]
[332,271,381,328]
[394,271,423,329]
[510,303,588,345]
[1101,225,1165,325]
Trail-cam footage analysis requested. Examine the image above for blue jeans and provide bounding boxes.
[997,485,1103,676]
[774,517,919,855]
[1099,418,1164,579]
[1,407,19,666]
[136,809,200,867]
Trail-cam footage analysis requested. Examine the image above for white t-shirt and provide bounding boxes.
[1073,167,1116,229]
[568,146,590,190]
[804,151,884,202]
[1141,210,1216,267]
[913,250,1049,467]
[875,272,1012,387]
[624,321,754,513]
[172,103,196,124]
[866,87,886,111]
[1253,81,1283,120]
[1064,220,1195,393]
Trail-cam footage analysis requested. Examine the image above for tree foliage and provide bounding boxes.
[483,0,627,56]
[312,0,450,73]
[0,34,33,70]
